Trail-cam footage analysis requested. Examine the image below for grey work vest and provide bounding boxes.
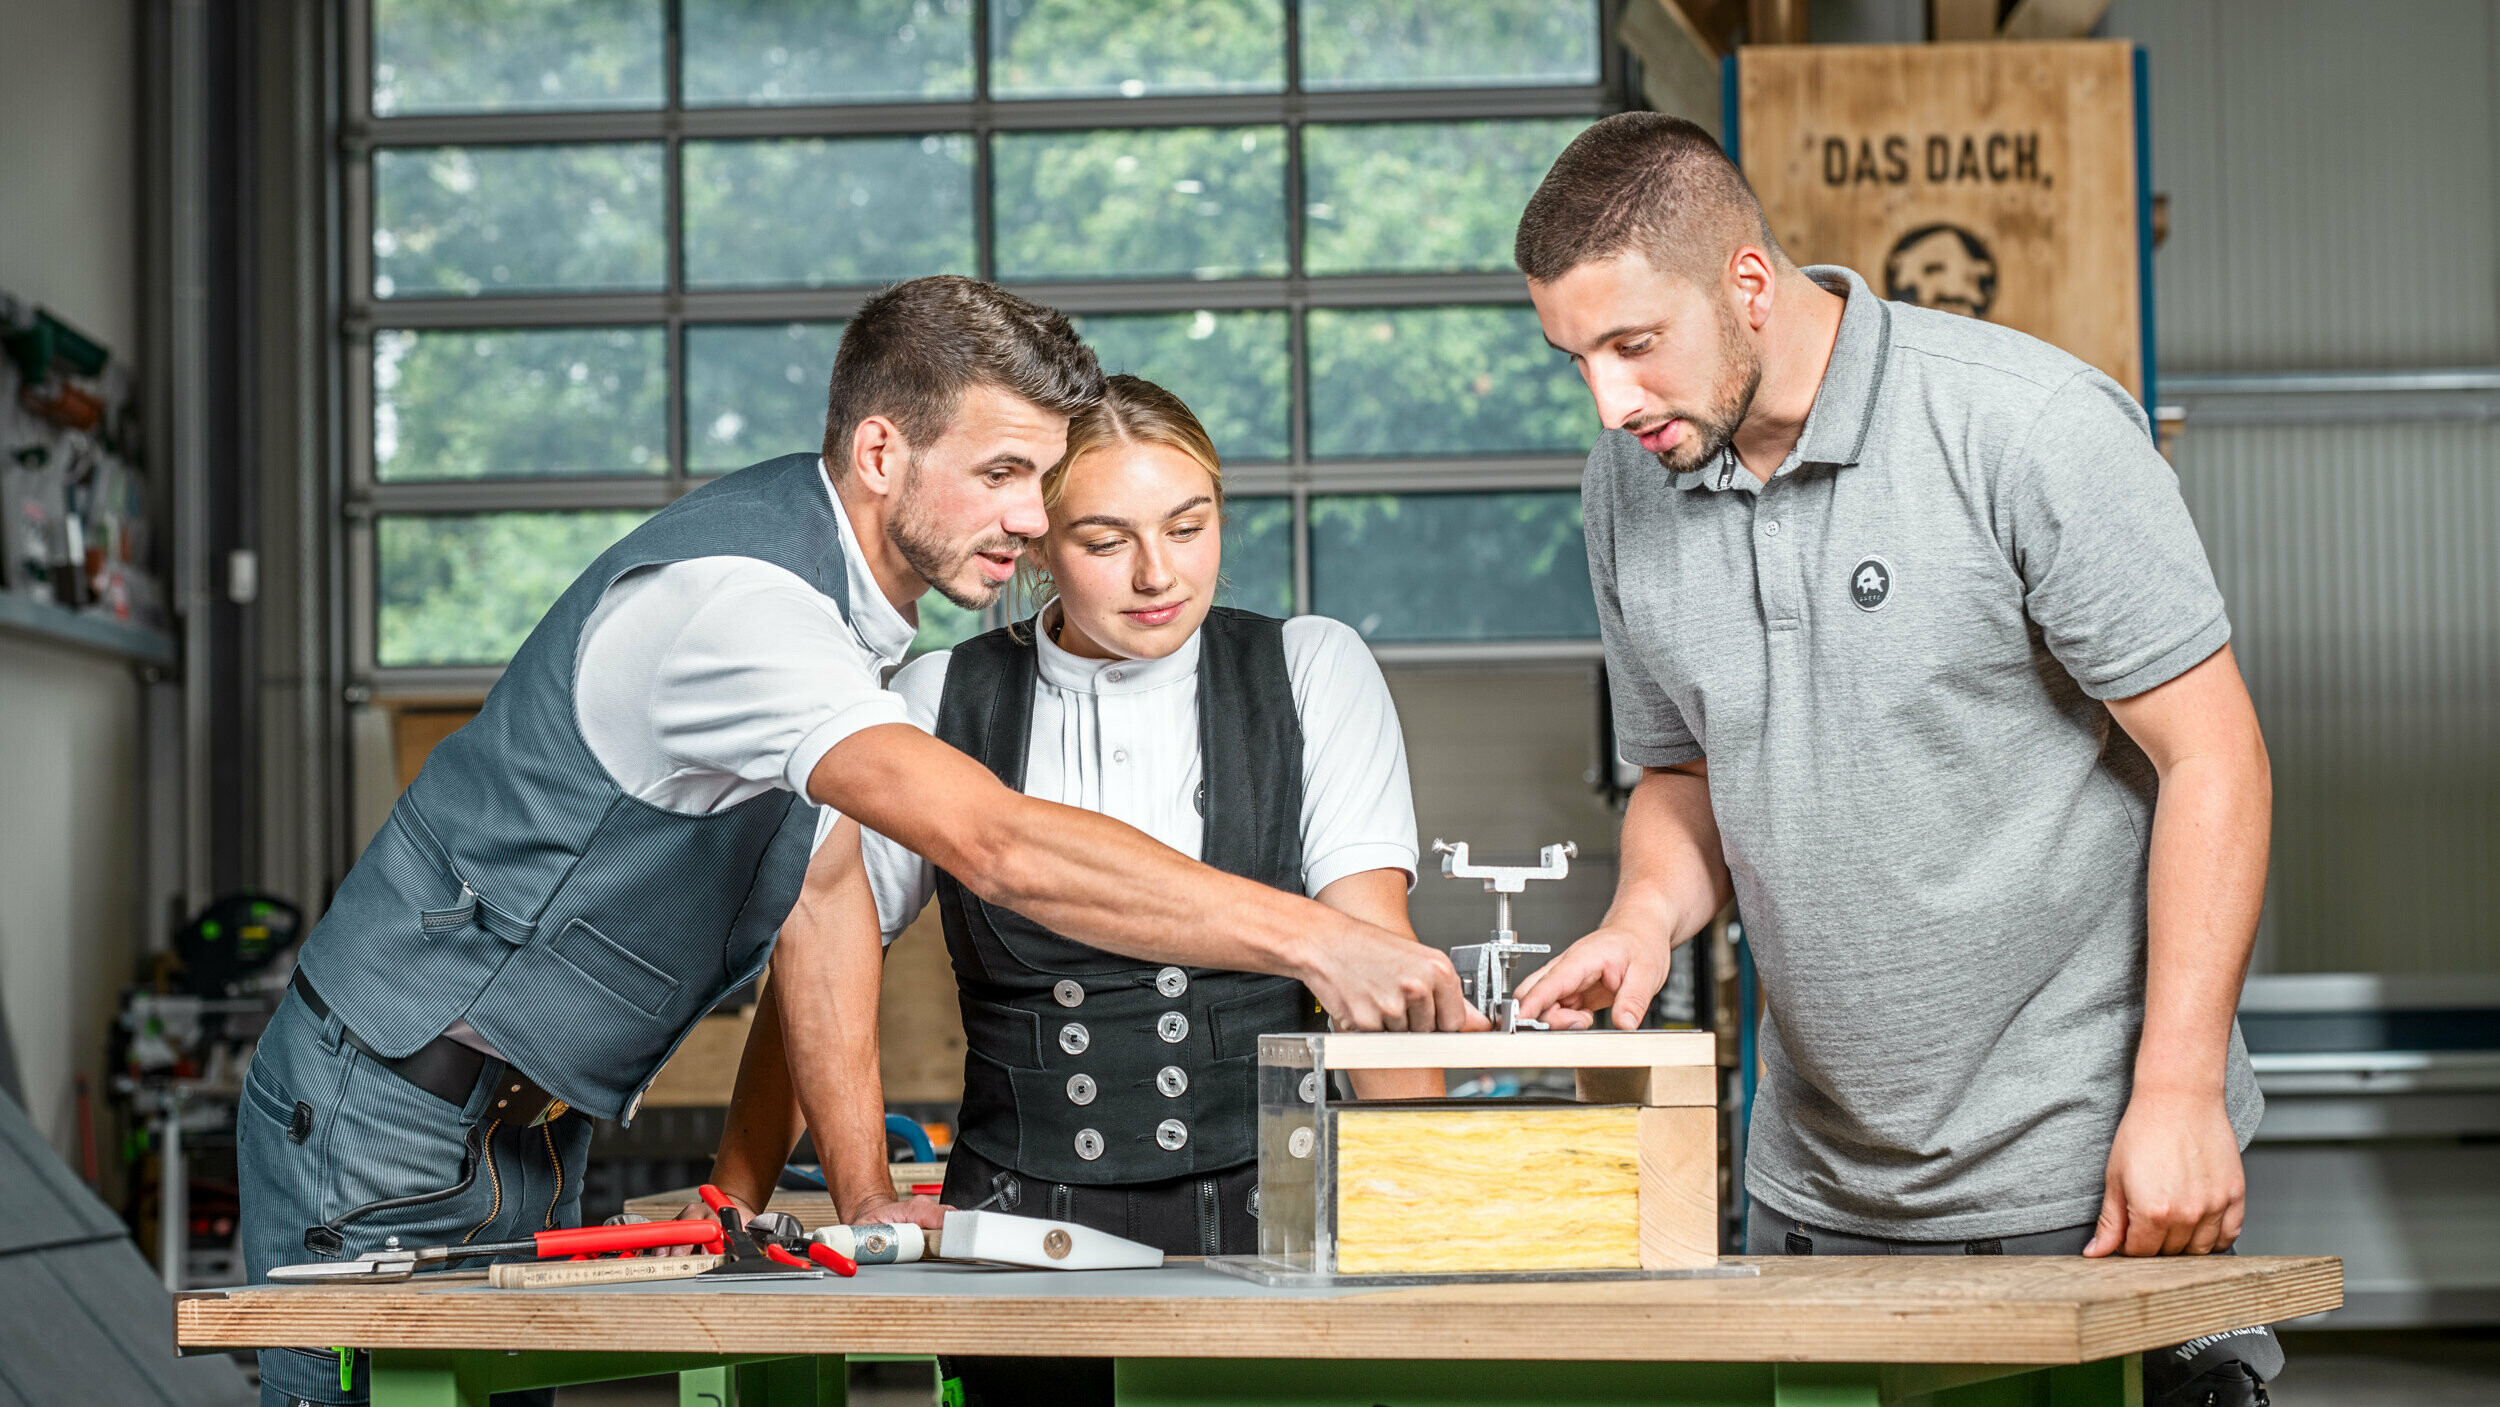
[934,608,1320,1184]
[297,453,847,1121]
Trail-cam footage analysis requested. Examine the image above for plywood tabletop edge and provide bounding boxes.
[2071,1256,2344,1360]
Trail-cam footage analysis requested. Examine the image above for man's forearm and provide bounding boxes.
[822,728,1342,980]
[799,963,907,1224]
[2135,750,2269,1095]
[771,823,916,1222]
[710,983,804,1211]
[1603,764,1733,948]
[816,725,1473,1033]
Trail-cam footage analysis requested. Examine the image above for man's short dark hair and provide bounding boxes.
[822,275,1104,475]
[1514,112,1785,286]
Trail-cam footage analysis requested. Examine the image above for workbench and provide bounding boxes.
[177,1251,2339,1405]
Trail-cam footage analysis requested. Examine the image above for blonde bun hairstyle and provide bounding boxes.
[1014,373,1225,614]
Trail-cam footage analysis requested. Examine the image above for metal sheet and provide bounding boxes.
[0,1085,128,1254]
[0,1245,245,1406]
[32,1241,253,1407]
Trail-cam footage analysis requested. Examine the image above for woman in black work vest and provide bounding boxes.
[702,376,1439,1407]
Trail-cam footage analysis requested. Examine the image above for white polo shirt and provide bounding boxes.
[844,608,1418,944]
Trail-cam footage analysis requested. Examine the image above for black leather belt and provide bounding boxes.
[291,970,557,1119]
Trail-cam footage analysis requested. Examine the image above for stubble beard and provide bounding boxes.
[887,456,1024,612]
[1650,308,1764,476]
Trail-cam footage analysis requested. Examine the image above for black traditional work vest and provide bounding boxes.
[934,607,1319,1184]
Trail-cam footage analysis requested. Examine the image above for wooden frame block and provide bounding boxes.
[1574,1063,1718,1107]
[1637,1106,1718,1270]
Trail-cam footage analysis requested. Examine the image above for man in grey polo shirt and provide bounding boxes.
[1512,115,2281,1404]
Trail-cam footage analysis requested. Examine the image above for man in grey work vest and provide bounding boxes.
[1511,115,2283,1407]
[236,277,1474,1407]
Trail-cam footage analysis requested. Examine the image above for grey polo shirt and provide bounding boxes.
[1586,265,2263,1240]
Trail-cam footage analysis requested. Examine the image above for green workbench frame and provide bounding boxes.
[367,1350,2144,1406]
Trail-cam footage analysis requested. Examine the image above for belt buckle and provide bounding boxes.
[492,1074,566,1127]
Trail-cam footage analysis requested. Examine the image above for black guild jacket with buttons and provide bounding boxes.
[932,608,1321,1185]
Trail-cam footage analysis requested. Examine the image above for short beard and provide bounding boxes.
[887,456,1024,612]
[1649,306,1763,476]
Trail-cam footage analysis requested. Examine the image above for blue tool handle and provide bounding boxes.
[885,1112,936,1163]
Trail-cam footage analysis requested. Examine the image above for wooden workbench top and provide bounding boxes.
[177,1254,2339,1366]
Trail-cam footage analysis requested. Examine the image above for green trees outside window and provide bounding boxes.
[359,0,1610,668]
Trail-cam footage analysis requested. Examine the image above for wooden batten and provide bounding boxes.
[1637,1106,1719,1269]
[1307,1029,1714,1072]
[1574,1063,1719,1107]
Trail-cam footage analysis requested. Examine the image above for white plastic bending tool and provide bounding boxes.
[937,1210,1165,1271]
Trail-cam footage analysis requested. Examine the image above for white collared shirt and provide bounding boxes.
[844,607,1418,943]
[571,458,919,814]
[452,461,914,1058]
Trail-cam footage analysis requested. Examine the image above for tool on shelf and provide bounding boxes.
[1432,839,1576,1033]
[264,1218,725,1284]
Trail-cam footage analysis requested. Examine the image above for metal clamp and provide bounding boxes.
[1432,839,1575,1032]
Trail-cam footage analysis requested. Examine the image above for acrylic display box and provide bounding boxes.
[1209,1030,1756,1287]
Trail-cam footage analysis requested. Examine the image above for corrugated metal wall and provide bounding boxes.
[2104,0,2500,973]
[2118,0,2500,370]
[2174,424,2500,973]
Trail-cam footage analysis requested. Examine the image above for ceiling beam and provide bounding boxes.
[1928,0,2002,42]
[1747,0,1810,44]
[1618,0,1729,139]
[1998,0,2114,40]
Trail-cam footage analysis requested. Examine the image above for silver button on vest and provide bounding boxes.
[1156,1065,1189,1097]
[1067,1073,1097,1105]
[1157,1011,1188,1044]
[1053,980,1084,1008]
[1155,966,1188,997]
[1155,1119,1189,1151]
[1074,1128,1105,1160]
[1059,1022,1090,1055]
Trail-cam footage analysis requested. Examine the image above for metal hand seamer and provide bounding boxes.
[1433,839,1576,1033]
[264,1184,855,1284]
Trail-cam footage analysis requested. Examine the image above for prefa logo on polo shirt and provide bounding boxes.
[1850,557,1893,612]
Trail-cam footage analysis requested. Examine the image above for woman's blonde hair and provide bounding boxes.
[1014,373,1224,614]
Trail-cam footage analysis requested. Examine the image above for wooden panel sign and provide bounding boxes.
[1737,40,2144,401]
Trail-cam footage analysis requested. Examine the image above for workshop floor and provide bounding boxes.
[546,1335,2500,1405]
[2267,1330,2500,1406]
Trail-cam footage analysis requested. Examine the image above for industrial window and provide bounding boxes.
[344,0,1622,690]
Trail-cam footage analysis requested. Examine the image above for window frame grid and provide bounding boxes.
[343,0,1626,693]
